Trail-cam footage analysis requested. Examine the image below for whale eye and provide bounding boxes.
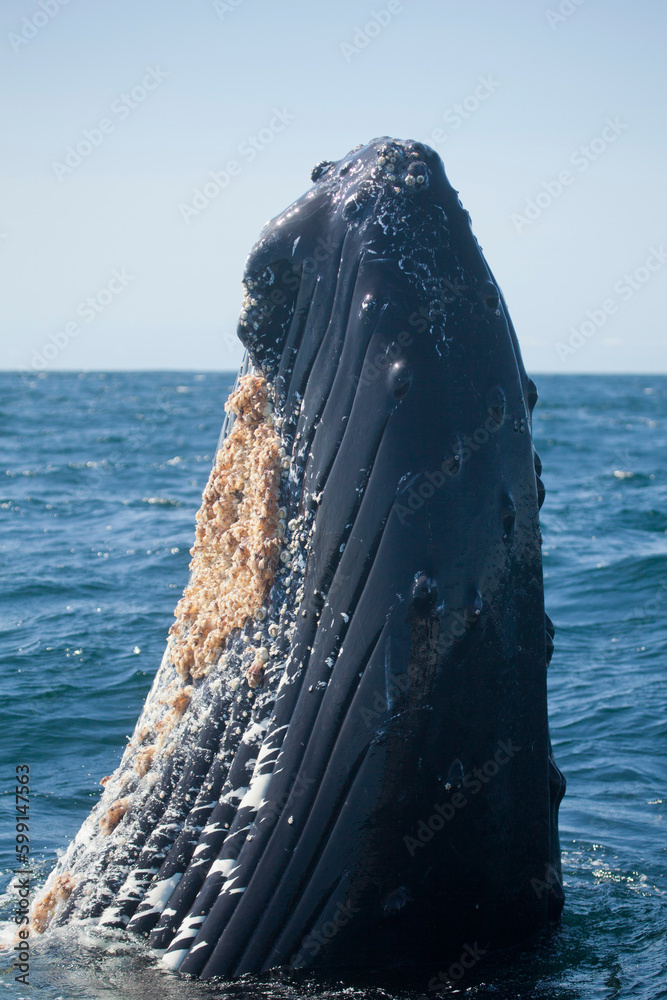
[310,160,334,182]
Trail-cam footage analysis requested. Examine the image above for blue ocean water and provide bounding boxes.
[0,371,665,1000]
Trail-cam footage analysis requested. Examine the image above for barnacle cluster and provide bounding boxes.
[169,374,283,681]
[375,143,429,192]
[31,873,75,933]
[99,797,130,835]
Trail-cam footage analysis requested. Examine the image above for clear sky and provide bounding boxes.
[1,0,665,374]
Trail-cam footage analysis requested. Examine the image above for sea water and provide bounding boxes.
[0,371,665,1000]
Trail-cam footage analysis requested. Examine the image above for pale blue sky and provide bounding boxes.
[1,0,665,373]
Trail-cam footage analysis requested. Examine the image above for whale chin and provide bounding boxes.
[33,137,565,980]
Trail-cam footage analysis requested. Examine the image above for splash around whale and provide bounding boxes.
[32,137,565,980]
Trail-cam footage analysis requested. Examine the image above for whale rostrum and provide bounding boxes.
[33,137,565,980]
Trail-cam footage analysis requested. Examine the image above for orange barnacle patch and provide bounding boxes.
[170,687,192,717]
[135,746,155,776]
[99,797,130,835]
[169,374,283,680]
[245,657,265,689]
[31,872,75,933]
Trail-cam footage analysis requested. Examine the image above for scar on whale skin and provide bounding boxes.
[168,373,283,681]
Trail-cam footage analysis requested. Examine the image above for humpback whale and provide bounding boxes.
[33,137,565,980]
